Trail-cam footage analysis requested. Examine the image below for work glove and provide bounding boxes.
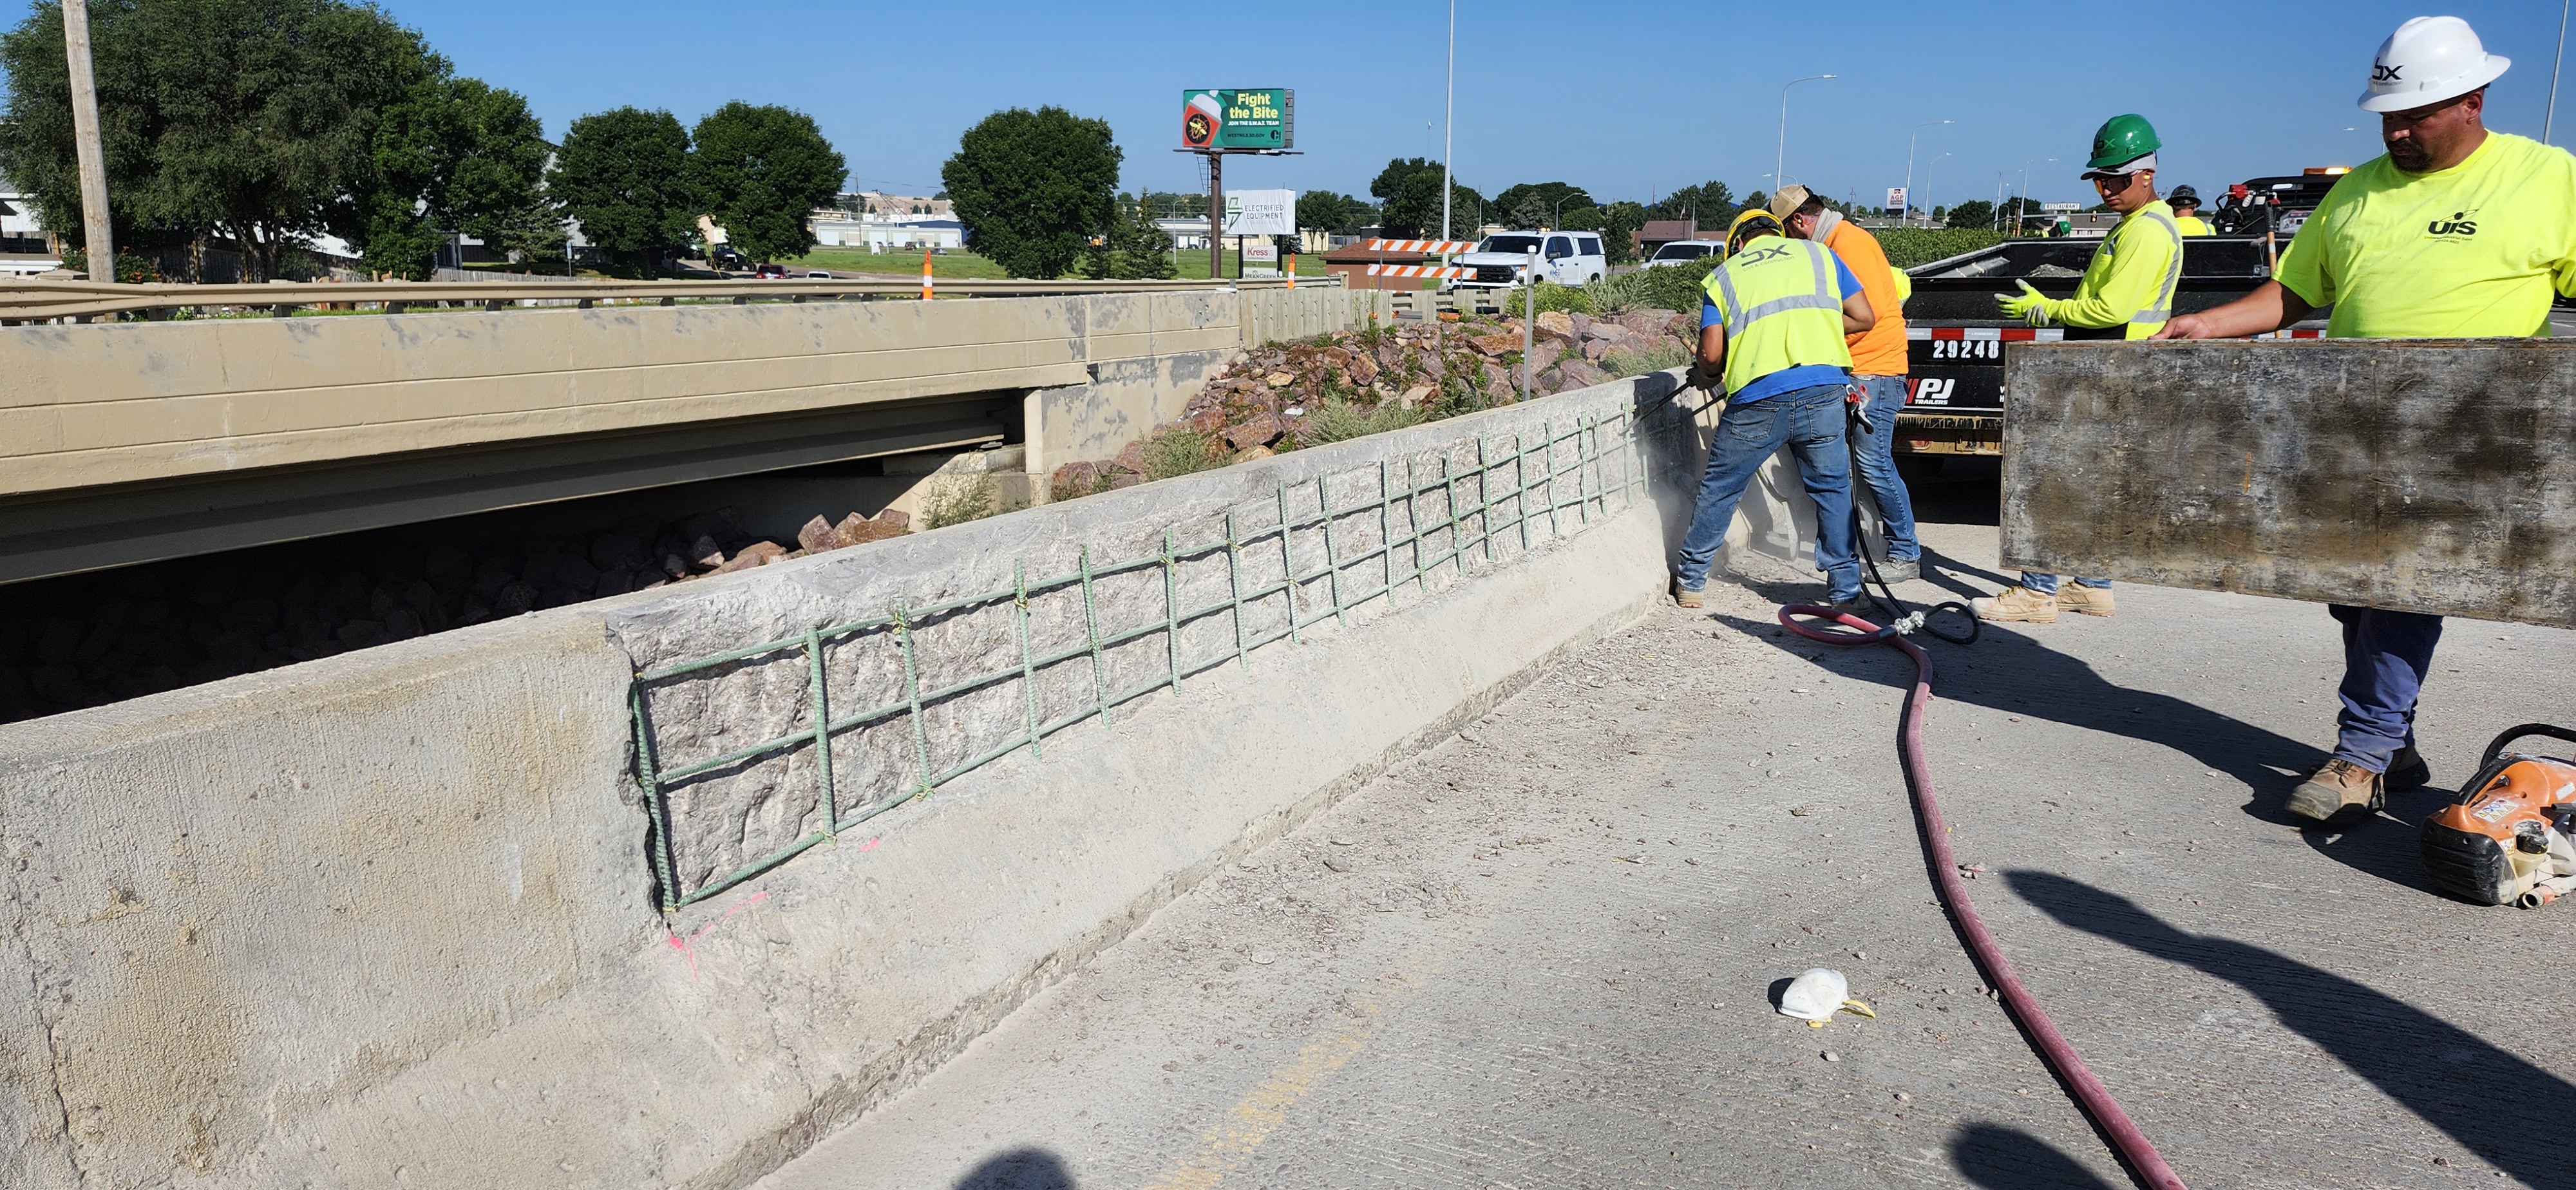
[1685,359,1723,392]
[1846,384,1876,435]
[1994,280,2054,327]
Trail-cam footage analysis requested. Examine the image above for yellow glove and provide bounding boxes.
[1994,279,2053,327]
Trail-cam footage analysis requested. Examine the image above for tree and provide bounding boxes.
[1369,158,1479,240]
[1296,189,1368,237]
[1944,200,1994,230]
[332,75,552,279]
[942,106,1121,279]
[1492,182,1593,230]
[1647,181,1734,231]
[1081,195,1176,280]
[0,0,445,280]
[687,102,846,265]
[548,108,695,269]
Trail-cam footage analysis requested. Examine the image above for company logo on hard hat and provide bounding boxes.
[2372,64,2402,82]
[2426,209,2479,237]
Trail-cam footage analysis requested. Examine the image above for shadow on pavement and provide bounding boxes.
[951,1148,1076,1189]
[1947,1123,2119,1190]
[2007,871,2576,1187]
[1704,607,2327,799]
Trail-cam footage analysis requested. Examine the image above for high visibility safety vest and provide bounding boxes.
[2128,207,2185,330]
[2173,214,2214,236]
[1702,236,1854,395]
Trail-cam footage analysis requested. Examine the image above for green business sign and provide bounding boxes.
[1180,89,1294,151]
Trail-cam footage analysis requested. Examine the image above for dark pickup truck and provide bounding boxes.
[1893,235,2328,457]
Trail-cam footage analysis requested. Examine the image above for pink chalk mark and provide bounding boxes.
[859,837,882,852]
[663,891,772,981]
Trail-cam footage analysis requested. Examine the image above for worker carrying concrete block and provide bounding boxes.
[1975,113,2187,625]
[2155,14,2576,824]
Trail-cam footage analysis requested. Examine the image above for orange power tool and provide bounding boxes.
[2421,724,2576,907]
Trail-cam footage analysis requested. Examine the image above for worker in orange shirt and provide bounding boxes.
[1772,185,1918,580]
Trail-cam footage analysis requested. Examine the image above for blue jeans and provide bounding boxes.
[1673,382,1860,601]
[2329,604,2444,772]
[2020,572,2110,596]
[1849,374,1918,563]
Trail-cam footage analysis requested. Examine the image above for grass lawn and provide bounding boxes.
[781,246,1331,282]
[784,249,1016,279]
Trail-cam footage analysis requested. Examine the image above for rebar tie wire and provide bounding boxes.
[628,405,1665,912]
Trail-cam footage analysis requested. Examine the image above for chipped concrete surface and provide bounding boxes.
[762,478,2576,1190]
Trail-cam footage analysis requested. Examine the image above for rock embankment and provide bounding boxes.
[1053,308,1692,495]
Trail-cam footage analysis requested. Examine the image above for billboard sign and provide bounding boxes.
[1182,89,1296,151]
[2040,202,2081,213]
[1223,189,1296,237]
[1885,187,1907,212]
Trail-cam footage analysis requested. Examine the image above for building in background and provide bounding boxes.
[810,193,966,250]
[0,178,61,273]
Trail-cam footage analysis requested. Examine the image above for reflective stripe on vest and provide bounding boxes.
[2128,208,2185,326]
[1709,241,1840,338]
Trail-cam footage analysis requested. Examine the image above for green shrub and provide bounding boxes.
[1141,427,1226,480]
[1305,398,1424,444]
[1600,341,1690,378]
[922,476,1000,528]
[1874,228,2004,270]
[1627,257,1721,314]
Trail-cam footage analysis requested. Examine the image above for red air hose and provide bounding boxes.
[1778,604,2189,1190]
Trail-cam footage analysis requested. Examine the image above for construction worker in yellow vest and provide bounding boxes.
[1670,210,1877,611]
[1973,113,2187,625]
[2158,15,2576,824]
[2168,185,2215,235]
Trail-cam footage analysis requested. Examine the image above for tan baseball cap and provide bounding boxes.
[1767,184,1814,219]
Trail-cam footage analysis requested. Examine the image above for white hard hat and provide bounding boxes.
[2360,16,2509,113]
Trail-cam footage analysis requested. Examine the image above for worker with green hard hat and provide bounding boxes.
[1974,113,2187,626]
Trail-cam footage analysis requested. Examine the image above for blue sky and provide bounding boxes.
[5,0,2570,214]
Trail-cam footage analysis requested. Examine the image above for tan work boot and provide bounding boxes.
[1972,585,2058,623]
[1672,578,1703,609]
[2287,759,2384,824]
[2056,585,2117,617]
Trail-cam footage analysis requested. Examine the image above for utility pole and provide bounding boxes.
[61,0,114,279]
[1441,0,1456,241]
[1207,153,1224,280]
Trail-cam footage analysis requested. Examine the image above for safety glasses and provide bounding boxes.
[2092,173,2138,196]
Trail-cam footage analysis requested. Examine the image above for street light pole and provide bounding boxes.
[1921,152,1949,227]
[1776,75,1835,200]
[60,0,114,279]
[2548,0,2570,144]
[1441,0,1455,241]
[1902,118,1951,227]
[2018,158,2054,235]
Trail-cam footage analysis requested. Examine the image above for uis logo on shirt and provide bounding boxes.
[2425,209,2479,238]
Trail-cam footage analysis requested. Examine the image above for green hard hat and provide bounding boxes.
[2087,114,2162,170]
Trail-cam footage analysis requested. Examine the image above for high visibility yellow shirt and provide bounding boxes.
[2173,214,2214,236]
[1701,236,1856,397]
[2054,200,2184,339]
[2277,132,2576,338]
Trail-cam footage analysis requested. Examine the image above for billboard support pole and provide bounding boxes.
[1208,151,1224,282]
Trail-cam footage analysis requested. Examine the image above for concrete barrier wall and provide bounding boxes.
[0,368,1704,1189]
[0,290,1247,496]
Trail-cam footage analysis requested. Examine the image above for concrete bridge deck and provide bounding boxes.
[759,505,2576,1190]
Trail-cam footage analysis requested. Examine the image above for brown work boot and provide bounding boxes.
[2287,759,2384,824]
[2056,584,2117,617]
[1972,585,2058,623]
[1672,578,1703,609]
[2385,744,2430,793]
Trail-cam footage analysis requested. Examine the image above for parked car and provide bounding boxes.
[710,247,749,271]
[754,263,788,279]
[1641,240,1723,269]
[806,270,833,279]
[1441,231,1607,292]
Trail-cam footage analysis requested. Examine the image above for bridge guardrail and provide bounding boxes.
[0,273,1338,323]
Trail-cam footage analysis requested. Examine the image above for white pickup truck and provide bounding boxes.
[1441,231,1607,292]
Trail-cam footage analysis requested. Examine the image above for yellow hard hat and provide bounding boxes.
[1726,209,1785,254]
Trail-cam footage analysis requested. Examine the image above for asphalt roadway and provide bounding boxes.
[761,466,2576,1190]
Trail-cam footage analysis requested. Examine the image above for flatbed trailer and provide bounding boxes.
[1896,235,2327,458]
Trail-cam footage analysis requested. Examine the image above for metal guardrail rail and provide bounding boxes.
[627,403,1666,912]
[0,274,1336,323]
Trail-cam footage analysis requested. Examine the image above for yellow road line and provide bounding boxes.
[1140,952,1446,1190]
